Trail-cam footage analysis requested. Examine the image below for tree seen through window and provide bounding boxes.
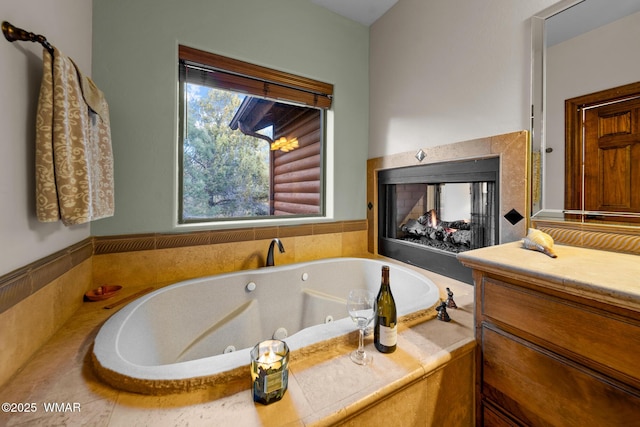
[182,85,270,219]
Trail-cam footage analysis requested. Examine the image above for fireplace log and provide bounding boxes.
[428,226,446,241]
[415,211,471,230]
[440,220,471,230]
[449,229,472,246]
[401,218,470,236]
[401,220,472,248]
[401,208,473,248]
[401,219,427,236]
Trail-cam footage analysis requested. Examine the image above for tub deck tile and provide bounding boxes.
[0,270,474,427]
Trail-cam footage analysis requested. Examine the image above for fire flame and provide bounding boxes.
[429,210,438,228]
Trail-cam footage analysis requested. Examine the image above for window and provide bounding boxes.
[178,45,333,223]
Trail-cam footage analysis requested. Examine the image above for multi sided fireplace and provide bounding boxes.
[378,157,499,284]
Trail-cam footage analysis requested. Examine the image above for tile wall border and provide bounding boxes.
[93,220,367,254]
[0,239,93,314]
[0,220,367,314]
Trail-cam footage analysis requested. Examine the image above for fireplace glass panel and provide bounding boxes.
[392,181,495,253]
[378,157,499,284]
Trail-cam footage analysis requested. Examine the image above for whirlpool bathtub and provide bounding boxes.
[92,257,440,394]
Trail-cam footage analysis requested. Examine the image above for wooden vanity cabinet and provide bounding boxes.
[472,270,640,426]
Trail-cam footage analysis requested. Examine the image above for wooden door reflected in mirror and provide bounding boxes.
[565,81,640,223]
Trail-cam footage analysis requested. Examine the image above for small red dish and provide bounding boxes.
[85,285,123,301]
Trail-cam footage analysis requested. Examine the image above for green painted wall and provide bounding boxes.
[91,0,369,235]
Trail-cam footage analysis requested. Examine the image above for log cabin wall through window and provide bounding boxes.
[272,109,323,215]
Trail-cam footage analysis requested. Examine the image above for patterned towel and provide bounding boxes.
[35,47,114,225]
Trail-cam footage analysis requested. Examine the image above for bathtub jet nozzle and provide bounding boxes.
[266,238,285,267]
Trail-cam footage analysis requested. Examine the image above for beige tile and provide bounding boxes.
[424,349,475,426]
[53,261,93,326]
[327,348,474,427]
[91,230,370,291]
[92,251,159,287]
[0,300,120,427]
[295,354,378,414]
[335,375,430,427]
[109,390,247,426]
[153,244,234,284]
[109,376,312,427]
[0,260,92,389]
[312,223,343,235]
[1,398,115,427]
[252,375,314,427]
[341,230,368,257]
[294,341,425,420]
[293,234,343,263]
[0,284,57,387]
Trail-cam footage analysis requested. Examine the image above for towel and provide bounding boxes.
[35,47,114,225]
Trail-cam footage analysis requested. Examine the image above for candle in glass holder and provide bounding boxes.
[250,339,289,404]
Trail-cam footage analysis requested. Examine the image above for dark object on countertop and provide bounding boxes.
[436,301,451,322]
[446,287,458,309]
[85,285,122,301]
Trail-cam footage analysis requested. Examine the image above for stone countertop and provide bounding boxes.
[0,267,474,427]
[457,241,640,313]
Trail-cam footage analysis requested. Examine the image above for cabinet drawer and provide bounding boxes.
[482,326,640,426]
[482,277,640,386]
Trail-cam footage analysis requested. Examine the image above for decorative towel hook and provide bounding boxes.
[2,21,54,55]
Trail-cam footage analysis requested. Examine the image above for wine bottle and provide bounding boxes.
[374,265,397,353]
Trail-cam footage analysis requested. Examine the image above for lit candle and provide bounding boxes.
[257,349,281,370]
[250,340,289,405]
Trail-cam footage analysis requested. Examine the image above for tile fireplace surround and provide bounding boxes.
[367,130,530,257]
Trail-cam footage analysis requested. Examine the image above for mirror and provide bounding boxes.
[531,0,640,221]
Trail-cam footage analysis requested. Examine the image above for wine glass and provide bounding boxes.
[347,289,376,365]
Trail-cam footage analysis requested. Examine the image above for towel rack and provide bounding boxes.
[2,21,54,55]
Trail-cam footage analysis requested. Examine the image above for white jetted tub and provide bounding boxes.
[92,257,440,394]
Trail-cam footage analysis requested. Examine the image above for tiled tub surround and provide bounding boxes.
[0,221,367,389]
[92,258,441,394]
[0,263,475,426]
[0,243,93,391]
[92,221,369,289]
